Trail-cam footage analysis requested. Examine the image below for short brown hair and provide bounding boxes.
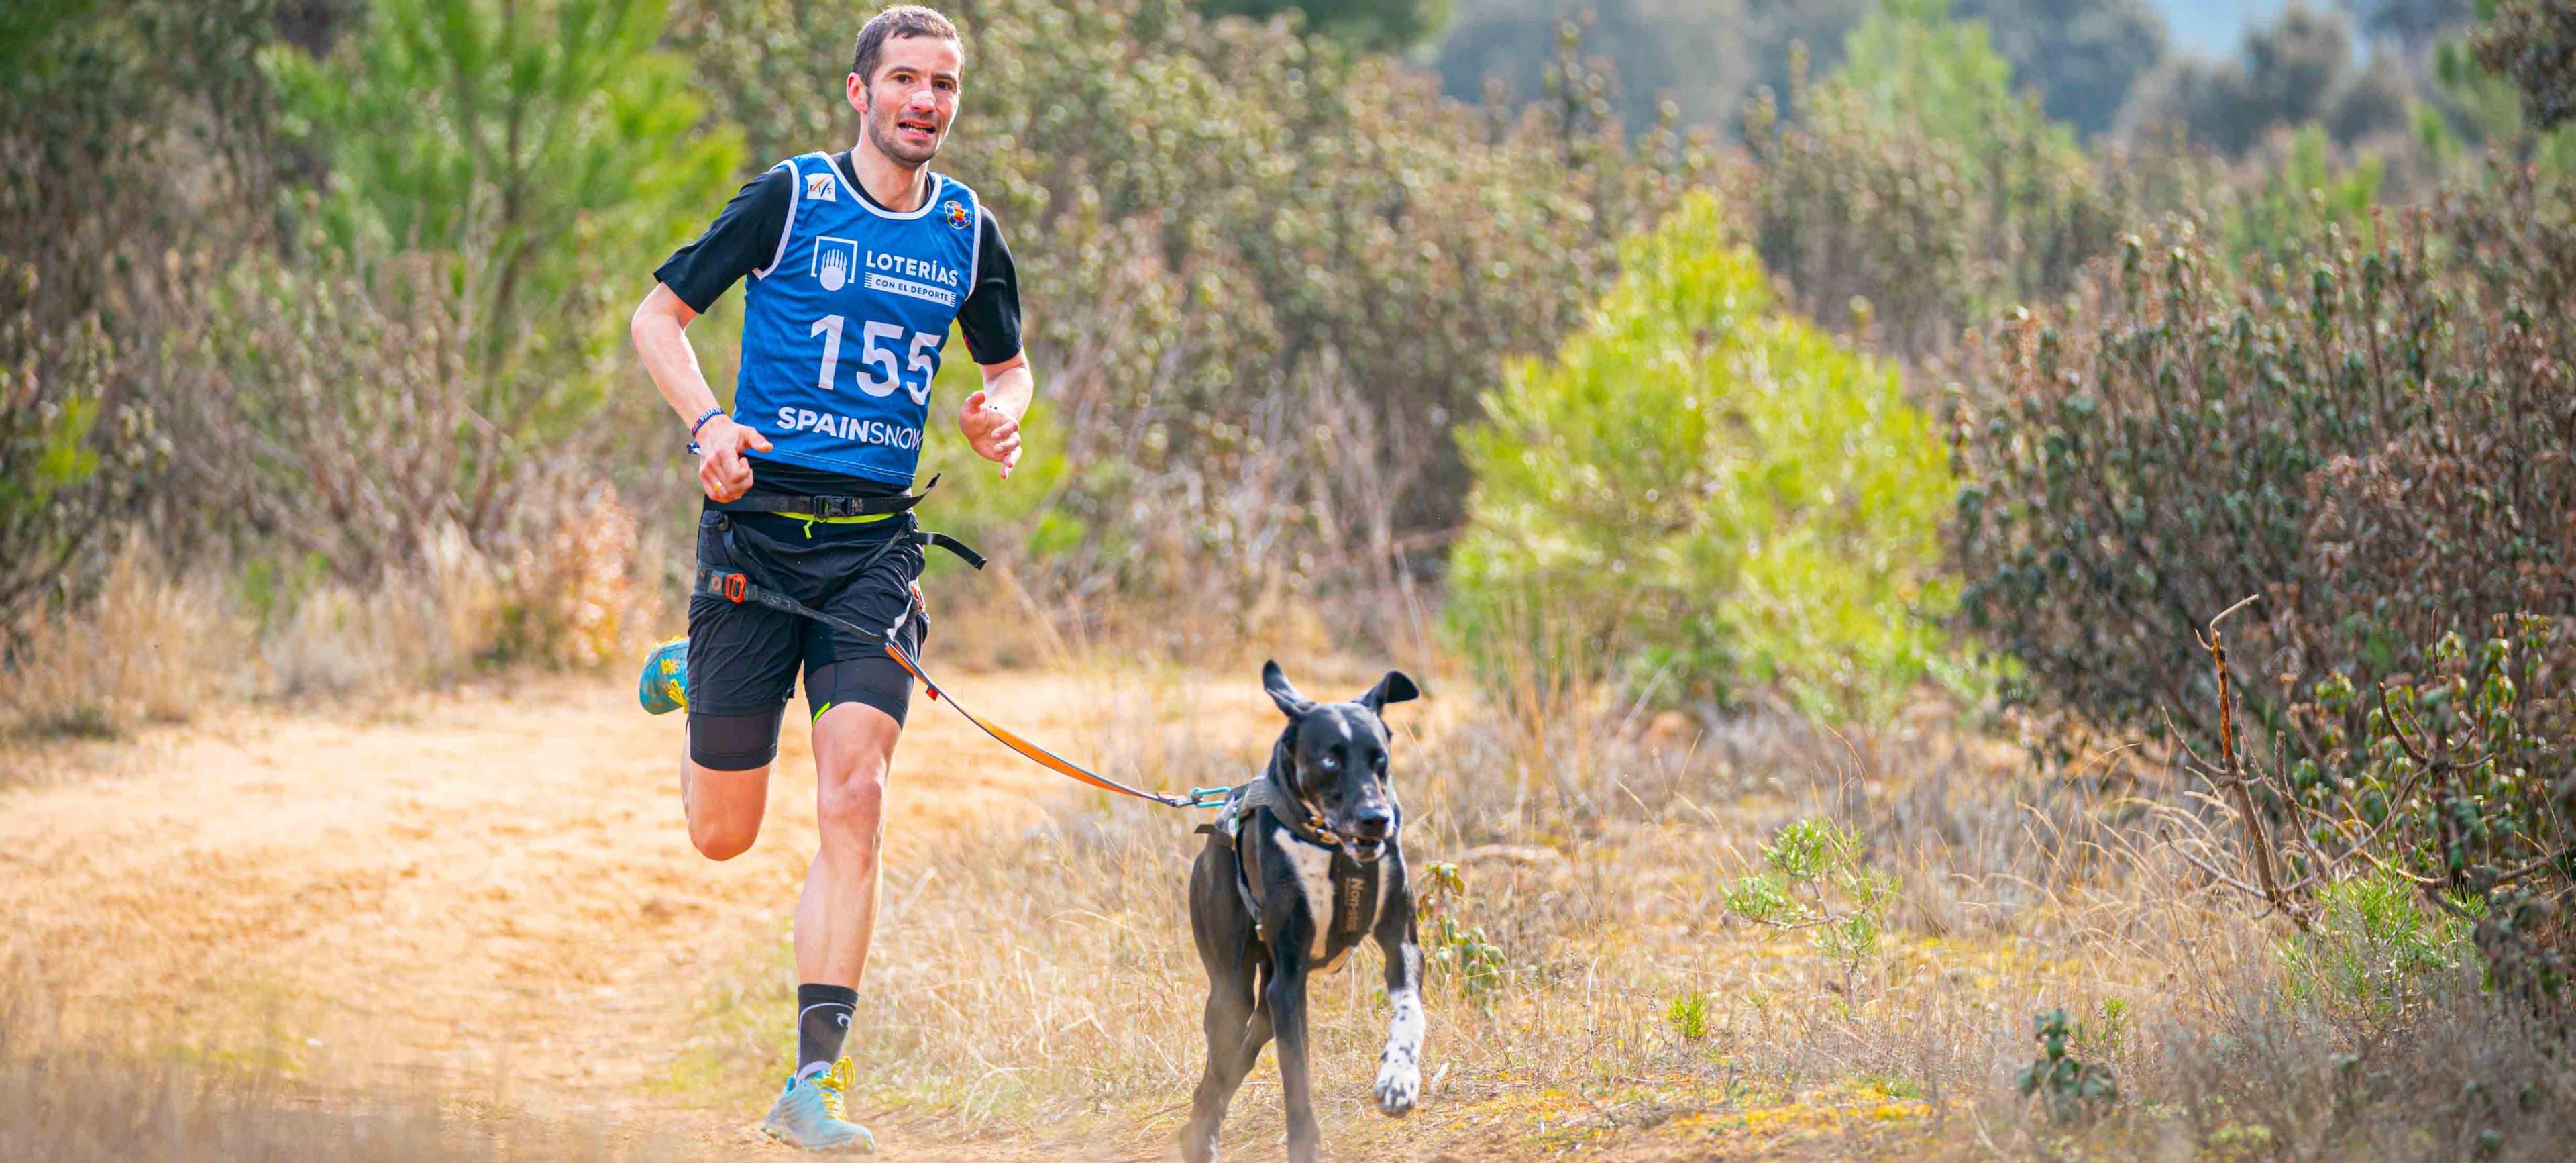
[850,6,960,85]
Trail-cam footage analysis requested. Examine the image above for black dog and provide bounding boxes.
[1181,661,1424,1163]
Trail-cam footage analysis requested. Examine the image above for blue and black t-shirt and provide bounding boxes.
[656,149,1022,501]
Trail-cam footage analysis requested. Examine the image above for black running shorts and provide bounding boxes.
[686,509,928,756]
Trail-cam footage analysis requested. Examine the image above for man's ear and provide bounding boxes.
[1356,670,1421,717]
[1263,660,1314,719]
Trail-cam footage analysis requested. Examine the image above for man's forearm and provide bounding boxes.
[978,357,1033,421]
[631,285,721,427]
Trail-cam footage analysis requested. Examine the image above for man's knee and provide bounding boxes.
[690,810,761,861]
[815,759,887,848]
[683,752,772,862]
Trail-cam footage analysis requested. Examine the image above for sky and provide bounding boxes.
[2155,0,2294,56]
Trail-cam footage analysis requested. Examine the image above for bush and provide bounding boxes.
[0,0,261,631]
[1737,0,2147,359]
[1947,166,2576,759]
[1449,193,1964,720]
[0,256,163,626]
[2281,868,2474,1027]
[2477,0,2576,133]
[2185,614,2574,1025]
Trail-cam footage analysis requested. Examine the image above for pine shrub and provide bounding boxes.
[1450,193,1964,720]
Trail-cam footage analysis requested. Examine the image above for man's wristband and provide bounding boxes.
[686,406,724,455]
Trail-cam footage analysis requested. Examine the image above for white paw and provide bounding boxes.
[1373,1056,1420,1117]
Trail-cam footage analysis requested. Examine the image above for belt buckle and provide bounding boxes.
[718,572,747,603]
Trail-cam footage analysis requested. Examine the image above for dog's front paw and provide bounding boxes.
[1373,1055,1420,1117]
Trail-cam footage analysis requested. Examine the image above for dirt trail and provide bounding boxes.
[0,666,1275,1152]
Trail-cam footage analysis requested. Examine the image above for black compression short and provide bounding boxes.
[684,509,928,770]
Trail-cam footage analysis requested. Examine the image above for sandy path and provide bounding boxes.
[0,666,1275,1150]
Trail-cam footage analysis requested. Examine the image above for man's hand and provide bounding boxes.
[697,416,771,502]
[959,389,1023,479]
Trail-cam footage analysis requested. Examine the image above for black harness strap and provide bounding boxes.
[694,519,965,648]
[708,474,942,519]
[1197,776,1383,950]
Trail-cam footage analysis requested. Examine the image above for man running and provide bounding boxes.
[627,6,1026,1152]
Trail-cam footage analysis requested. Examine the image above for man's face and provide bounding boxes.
[848,35,962,168]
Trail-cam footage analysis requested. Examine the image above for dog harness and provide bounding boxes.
[1198,777,1384,956]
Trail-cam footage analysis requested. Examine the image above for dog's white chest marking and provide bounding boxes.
[1276,831,1344,968]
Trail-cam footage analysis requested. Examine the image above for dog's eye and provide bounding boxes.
[1373,753,1388,776]
[1318,754,1340,772]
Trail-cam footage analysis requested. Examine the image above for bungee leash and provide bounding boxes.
[692,524,1232,811]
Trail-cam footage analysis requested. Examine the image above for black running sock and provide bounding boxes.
[796,983,858,1080]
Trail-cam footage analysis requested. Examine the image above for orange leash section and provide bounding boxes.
[883,640,1228,809]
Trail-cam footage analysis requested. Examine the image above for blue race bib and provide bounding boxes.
[731,153,982,485]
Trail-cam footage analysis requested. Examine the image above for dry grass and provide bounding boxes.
[2,495,674,752]
[656,666,2576,1160]
[0,960,692,1163]
[0,1052,679,1163]
[0,548,248,742]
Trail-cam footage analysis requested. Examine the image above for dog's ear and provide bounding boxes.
[1356,670,1420,717]
[1263,660,1314,719]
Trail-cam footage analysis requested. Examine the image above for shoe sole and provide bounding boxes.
[761,1122,873,1154]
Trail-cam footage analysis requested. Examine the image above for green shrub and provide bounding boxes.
[1721,815,1898,998]
[254,0,741,556]
[2018,1007,2118,1123]
[1450,192,1965,720]
[2282,866,2474,1025]
[1947,167,2576,760]
[1664,987,1711,1041]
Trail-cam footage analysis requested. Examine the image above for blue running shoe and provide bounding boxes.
[637,635,688,715]
[761,1058,875,1153]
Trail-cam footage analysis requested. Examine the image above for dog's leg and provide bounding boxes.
[1266,919,1322,1163]
[1183,840,1271,1163]
[1180,960,1270,1163]
[1371,876,1426,1117]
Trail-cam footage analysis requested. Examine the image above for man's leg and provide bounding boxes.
[680,738,773,861]
[678,521,802,860]
[784,630,920,1086]
[798,703,901,987]
[680,703,787,860]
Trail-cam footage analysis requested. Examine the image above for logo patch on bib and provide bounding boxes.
[806,172,839,202]
[943,199,971,230]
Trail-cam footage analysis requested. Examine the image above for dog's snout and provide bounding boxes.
[1352,806,1393,840]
